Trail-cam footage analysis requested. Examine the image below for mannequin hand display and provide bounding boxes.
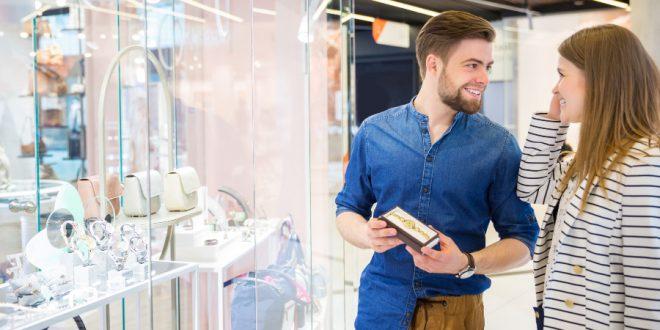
[405,227,468,274]
[363,219,403,253]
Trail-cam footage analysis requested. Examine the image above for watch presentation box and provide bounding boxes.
[379,207,439,253]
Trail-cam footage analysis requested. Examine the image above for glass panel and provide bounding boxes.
[0,2,40,283]
[0,2,41,320]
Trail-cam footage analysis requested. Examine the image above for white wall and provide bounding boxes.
[514,9,629,149]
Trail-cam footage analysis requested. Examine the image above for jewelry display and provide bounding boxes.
[129,236,149,281]
[89,218,114,252]
[129,236,148,264]
[59,220,96,266]
[204,239,218,246]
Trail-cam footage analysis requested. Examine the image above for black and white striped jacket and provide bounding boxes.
[517,114,660,329]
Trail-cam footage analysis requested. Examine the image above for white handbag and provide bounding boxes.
[123,170,163,217]
[163,167,200,212]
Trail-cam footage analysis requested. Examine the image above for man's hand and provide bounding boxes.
[364,219,403,253]
[406,227,469,274]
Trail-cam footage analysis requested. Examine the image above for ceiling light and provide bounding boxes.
[350,13,376,23]
[253,7,276,16]
[126,0,205,23]
[180,0,243,23]
[372,0,439,17]
[313,0,331,21]
[460,0,539,15]
[326,9,375,23]
[592,0,630,10]
[73,2,143,21]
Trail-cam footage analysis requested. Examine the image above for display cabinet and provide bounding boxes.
[0,1,353,329]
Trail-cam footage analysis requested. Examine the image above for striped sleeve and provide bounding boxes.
[620,151,660,329]
[516,113,570,205]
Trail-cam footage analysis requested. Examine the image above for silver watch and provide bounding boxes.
[456,252,475,279]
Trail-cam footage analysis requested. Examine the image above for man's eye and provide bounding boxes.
[467,64,477,69]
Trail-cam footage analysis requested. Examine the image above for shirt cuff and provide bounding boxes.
[502,235,536,257]
[335,205,371,220]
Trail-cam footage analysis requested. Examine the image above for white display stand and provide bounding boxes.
[2,261,199,330]
[174,219,284,330]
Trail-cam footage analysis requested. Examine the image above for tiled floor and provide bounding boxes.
[483,271,537,330]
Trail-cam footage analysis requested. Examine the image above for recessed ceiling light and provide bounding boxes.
[372,0,439,17]
[593,0,630,10]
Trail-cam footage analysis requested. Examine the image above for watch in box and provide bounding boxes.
[379,207,439,253]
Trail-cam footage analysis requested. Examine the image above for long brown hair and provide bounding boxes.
[558,24,659,212]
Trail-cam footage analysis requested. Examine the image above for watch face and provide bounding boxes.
[459,269,475,279]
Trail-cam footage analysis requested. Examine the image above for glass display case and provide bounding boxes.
[0,0,355,329]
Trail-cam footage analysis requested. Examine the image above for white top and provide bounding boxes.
[543,178,576,292]
[517,114,660,329]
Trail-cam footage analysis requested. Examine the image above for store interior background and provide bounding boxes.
[0,0,658,329]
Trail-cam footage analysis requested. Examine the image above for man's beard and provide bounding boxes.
[438,70,483,115]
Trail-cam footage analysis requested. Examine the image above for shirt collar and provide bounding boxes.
[408,95,465,126]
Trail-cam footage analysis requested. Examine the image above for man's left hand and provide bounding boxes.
[405,227,469,274]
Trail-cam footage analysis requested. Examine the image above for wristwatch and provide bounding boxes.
[456,252,475,279]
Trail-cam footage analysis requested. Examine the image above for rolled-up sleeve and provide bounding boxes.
[335,123,376,220]
[488,133,540,256]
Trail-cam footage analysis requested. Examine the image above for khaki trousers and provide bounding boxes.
[410,294,484,330]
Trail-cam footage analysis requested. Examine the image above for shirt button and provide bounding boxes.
[564,299,574,308]
[422,187,429,193]
[573,265,583,275]
[421,128,428,134]
[426,155,433,162]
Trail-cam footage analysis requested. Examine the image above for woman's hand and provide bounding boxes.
[546,93,562,122]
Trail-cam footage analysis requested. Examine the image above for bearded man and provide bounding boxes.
[335,11,539,330]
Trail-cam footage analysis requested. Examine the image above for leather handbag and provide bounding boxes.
[22,20,51,38]
[42,108,64,127]
[0,145,9,189]
[20,139,46,157]
[29,66,67,96]
[77,174,124,220]
[163,167,200,212]
[123,170,163,217]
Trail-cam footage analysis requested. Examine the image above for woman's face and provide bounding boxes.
[553,56,586,123]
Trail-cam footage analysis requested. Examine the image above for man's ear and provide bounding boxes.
[425,54,443,77]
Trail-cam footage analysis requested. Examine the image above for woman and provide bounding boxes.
[517,25,659,329]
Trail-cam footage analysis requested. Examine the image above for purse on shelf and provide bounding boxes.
[77,174,124,221]
[20,139,46,157]
[22,19,51,38]
[19,119,46,156]
[28,65,68,96]
[163,167,200,212]
[41,108,64,127]
[123,170,163,217]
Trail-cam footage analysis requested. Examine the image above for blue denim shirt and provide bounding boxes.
[335,99,539,329]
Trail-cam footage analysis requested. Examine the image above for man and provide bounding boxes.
[335,11,539,330]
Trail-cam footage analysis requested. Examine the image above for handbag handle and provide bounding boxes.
[96,45,175,209]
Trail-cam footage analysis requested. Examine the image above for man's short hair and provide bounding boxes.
[415,11,495,79]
